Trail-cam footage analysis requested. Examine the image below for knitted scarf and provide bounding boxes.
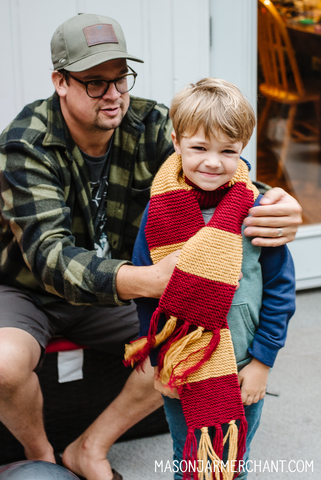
[125,153,259,480]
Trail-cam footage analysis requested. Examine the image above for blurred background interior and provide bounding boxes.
[257,0,321,225]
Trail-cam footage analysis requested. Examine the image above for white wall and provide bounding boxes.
[210,0,258,175]
[0,0,210,133]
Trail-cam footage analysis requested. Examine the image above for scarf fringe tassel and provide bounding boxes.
[157,319,191,372]
[183,428,199,480]
[194,419,247,480]
[159,325,204,384]
[124,311,177,367]
[160,328,221,388]
[235,417,248,478]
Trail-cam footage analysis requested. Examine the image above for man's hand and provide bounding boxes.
[244,187,302,247]
[238,358,270,405]
[116,250,181,300]
[154,367,179,399]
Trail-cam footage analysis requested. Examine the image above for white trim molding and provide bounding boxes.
[288,225,321,290]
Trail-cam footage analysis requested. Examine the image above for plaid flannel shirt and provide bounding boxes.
[0,93,174,306]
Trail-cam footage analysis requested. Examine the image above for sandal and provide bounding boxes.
[54,455,123,480]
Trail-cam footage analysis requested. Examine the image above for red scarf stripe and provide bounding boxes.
[146,190,204,249]
[178,374,245,429]
[146,182,255,250]
[207,182,255,234]
[158,268,234,329]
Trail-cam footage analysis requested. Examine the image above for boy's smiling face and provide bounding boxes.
[172,130,244,191]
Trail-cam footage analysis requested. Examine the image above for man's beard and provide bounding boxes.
[90,102,127,132]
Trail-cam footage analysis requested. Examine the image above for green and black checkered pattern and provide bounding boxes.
[0,93,174,306]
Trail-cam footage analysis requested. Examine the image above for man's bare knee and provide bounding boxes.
[0,328,41,393]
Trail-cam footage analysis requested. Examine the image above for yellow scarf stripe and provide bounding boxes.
[151,153,193,197]
[229,161,260,200]
[150,241,186,264]
[176,228,243,286]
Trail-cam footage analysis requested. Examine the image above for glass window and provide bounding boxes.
[257,0,321,224]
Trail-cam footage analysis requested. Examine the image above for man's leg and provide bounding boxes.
[0,286,59,463]
[55,301,162,480]
[63,360,162,480]
[0,327,55,462]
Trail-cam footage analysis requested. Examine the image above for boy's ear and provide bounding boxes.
[171,131,181,155]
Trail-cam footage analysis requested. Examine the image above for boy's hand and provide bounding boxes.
[154,367,179,399]
[238,358,270,405]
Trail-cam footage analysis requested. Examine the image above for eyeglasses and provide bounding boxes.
[65,66,137,98]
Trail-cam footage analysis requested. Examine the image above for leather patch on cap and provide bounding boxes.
[83,24,118,46]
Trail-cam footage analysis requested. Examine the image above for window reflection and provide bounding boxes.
[257,0,321,224]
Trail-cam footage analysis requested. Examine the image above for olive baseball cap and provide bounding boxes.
[51,13,144,72]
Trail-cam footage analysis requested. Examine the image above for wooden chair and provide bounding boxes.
[257,0,320,177]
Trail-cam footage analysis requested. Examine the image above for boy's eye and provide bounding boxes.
[223,149,237,154]
[192,146,206,151]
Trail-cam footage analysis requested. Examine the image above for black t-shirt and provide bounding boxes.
[81,139,113,258]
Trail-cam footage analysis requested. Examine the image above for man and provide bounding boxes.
[0,13,301,480]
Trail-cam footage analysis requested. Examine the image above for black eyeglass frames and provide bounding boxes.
[65,66,137,98]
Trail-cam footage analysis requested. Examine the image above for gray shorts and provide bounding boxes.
[0,285,139,359]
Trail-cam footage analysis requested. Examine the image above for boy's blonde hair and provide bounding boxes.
[169,77,256,145]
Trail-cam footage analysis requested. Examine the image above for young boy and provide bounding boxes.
[125,78,295,480]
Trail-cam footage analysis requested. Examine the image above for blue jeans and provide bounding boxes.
[163,396,264,480]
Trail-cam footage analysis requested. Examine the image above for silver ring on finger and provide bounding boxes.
[276,228,283,237]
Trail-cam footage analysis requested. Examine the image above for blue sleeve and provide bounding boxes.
[248,199,296,367]
[132,202,166,365]
[132,202,154,269]
[240,156,251,171]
